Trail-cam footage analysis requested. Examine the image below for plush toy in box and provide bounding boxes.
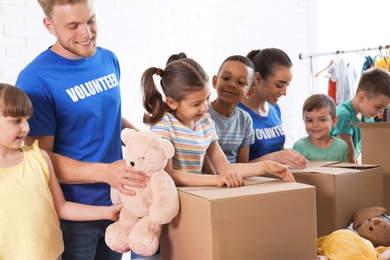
[353,207,390,248]
[105,129,180,256]
[317,207,390,260]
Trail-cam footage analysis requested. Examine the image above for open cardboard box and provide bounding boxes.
[291,161,383,237]
[160,177,317,260]
[353,122,390,209]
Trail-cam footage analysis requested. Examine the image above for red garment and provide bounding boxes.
[328,79,336,104]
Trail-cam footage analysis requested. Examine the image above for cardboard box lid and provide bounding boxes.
[290,161,379,175]
[176,177,314,200]
[351,122,390,129]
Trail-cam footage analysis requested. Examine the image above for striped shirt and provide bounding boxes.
[150,112,218,174]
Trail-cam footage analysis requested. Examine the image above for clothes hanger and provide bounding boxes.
[315,59,334,77]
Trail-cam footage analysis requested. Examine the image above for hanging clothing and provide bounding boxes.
[328,78,336,104]
[361,55,375,74]
[329,59,358,105]
[375,57,390,70]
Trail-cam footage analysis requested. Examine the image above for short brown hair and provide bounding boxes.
[302,94,336,119]
[0,83,33,117]
[357,68,390,98]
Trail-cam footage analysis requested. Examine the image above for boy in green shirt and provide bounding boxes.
[294,94,348,162]
[331,68,390,162]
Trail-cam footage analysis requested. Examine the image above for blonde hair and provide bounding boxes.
[38,0,89,18]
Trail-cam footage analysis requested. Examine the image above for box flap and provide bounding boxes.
[291,161,379,174]
[177,179,313,200]
[330,162,379,169]
[292,167,361,174]
[289,161,339,172]
[350,122,390,129]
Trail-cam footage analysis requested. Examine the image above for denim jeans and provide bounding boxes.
[131,247,160,259]
[61,220,122,260]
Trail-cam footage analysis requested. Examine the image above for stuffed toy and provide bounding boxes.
[353,207,390,247]
[105,129,180,256]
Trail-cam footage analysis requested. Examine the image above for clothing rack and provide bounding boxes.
[299,45,390,93]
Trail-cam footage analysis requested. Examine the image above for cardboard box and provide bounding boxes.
[355,122,390,209]
[291,161,383,237]
[160,177,317,260]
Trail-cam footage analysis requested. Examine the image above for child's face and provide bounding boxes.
[0,115,30,149]
[254,66,293,105]
[212,60,254,104]
[167,86,211,129]
[303,107,336,141]
[358,92,390,119]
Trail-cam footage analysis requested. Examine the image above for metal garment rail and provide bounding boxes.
[298,45,390,93]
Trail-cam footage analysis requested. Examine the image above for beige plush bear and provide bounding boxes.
[353,206,390,247]
[105,129,180,256]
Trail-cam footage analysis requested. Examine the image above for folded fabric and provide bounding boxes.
[317,229,379,260]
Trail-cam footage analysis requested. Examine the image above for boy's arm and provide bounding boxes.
[249,149,308,168]
[236,146,250,163]
[44,150,123,221]
[337,134,356,163]
[208,141,295,182]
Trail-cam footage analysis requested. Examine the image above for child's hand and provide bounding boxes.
[266,161,296,182]
[216,172,245,188]
[105,203,124,221]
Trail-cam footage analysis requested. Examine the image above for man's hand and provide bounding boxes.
[104,160,149,196]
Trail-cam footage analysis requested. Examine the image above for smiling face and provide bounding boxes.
[303,107,337,141]
[44,0,97,59]
[358,92,390,119]
[254,66,293,105]
[166,86,211,129]
[212,60,254,105]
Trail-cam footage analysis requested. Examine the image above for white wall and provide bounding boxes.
[1,0,389,149]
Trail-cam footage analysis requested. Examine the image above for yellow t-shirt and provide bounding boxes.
[0,141,63,259]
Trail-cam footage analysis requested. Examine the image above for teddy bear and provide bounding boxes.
[105,129,180,256]
[353,206,390,247]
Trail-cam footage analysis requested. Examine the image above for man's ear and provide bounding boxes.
[166,97,178,110]
[43,17,56,35]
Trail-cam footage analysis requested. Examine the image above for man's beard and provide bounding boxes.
[58,37,97,58]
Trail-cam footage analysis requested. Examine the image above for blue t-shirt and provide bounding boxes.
[16,47,122,206]
[238,102,286,161]
[208,105,254,163]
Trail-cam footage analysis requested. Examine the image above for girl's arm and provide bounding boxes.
[44,150,123,221]
[201,154,217,175]
[207,142,295,182]
[164,159,244,187]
